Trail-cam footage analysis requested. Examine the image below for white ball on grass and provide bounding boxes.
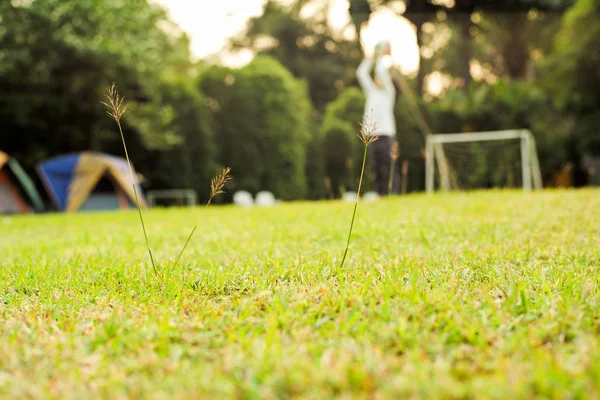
[342,192,358,203]
[233,191,254,207]
[255,191,276,207]
[363,191,379,201]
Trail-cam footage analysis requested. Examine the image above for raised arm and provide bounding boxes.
[375,56,395,96]
[356,57,375,92]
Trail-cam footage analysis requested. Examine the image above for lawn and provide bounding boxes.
[1,189,599,399]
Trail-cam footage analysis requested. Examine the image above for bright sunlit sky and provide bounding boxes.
[153,0,420,74]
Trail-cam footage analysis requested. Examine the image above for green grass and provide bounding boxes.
[1,189,600,399]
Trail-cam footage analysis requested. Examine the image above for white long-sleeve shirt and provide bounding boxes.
[356,57,396,137]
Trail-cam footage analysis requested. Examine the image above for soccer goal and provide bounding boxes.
[425,129,543,193]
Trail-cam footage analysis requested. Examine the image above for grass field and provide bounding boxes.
[1,189,600,399]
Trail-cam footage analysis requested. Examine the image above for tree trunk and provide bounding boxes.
[415,22,426,94]
[458,13,473,88]
[502,14,530,80]
[405,12,428,95]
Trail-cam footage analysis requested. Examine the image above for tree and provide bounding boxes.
[199,56,312,200]
[0,0,223,202]
[321,87,366,197]
[348,0,573,92]
[403,1,445,91]
[0,0,195,170]
[442,0,572,85]
[546,0,600,154]
[146,78,218,203]
[231,0,362,112]
[305,117,327,200]
[348,0,445,93]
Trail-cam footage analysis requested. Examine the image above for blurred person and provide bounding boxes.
[356,40,399,196]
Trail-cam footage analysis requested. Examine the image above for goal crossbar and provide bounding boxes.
[426,129,542,193]
[147,189,197,207]
[428,129,524,144]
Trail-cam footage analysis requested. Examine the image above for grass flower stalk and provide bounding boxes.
[339,115,378,269]
[102,84,159,281]
[207,167,232,207]
[103,85,234,285]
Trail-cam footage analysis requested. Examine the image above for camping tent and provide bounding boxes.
[37,152,146,212]
[0,151,45,214]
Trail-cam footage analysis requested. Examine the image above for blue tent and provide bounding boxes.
[37,152,146,212]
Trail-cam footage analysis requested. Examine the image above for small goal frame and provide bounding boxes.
[147,189,197,207]
[425,129,543,194]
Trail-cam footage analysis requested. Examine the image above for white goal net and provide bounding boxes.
[425,130,543,193]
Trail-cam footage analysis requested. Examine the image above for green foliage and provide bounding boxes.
[322,121,357,196]
[0,0,216,200]
[146,78,218,203]
[232,0,363,111]
[3,0,189,68]
[547,0,600,153]
[349,0,573,90]
[0,0,192,152]
[200,56,312,200]
[429,80,569,185]
[321,88,366,196]
[322,88,365,132]
[436,81,548,132]
[305,116,327,200]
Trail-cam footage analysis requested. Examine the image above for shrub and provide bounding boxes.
[200,56,312,200]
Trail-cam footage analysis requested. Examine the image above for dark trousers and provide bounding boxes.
[369,135,399,196]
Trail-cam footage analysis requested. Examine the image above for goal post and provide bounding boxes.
[425,129,542,194]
